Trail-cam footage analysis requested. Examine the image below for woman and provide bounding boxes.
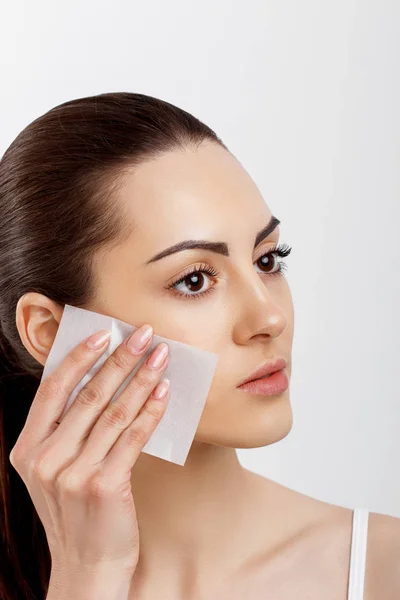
[0,92,399,600]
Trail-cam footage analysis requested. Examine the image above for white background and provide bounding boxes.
[1,1,399,517]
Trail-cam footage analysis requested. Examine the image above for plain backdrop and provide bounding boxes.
[1,1,399,517]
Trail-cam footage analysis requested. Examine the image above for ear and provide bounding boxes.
[15,292,64,367]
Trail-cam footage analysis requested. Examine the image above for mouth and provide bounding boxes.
[237,368,289,395]
[237,357,287,387]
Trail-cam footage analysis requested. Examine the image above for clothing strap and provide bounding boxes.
[347,507,369,600]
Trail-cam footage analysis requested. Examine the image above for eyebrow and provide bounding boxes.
[145,215,281,265]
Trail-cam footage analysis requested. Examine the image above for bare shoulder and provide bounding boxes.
[365,511,400,600]
[299,503,400,599]
[242,471,400,598]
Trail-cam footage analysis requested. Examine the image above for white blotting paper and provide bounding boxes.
[40,304,219,466]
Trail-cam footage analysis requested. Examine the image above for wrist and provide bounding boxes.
[47,563,135,600]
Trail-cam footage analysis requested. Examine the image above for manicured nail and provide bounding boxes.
[126,324,153,354]
[85,329,112,350]
[153,378,170,400]
[146,343,169,369]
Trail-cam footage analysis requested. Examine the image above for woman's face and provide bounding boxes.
[90,141,294,449]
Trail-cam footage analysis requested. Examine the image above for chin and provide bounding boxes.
[195,397,294,448]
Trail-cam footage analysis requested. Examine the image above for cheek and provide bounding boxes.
[163,313,227,351]
[285,291,295,333]
[276,279,294,328]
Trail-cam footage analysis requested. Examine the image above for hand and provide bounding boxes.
[9,324,170,579]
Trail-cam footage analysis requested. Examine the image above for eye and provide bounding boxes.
[166,262,219,300]
[254,242,291,276]
[166,242,292,300]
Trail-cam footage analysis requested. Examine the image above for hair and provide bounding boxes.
[0,91,228,600]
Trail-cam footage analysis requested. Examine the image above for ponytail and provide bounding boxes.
[0,319,51,600]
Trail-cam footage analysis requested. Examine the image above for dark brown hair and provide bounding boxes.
[0,91,227,600]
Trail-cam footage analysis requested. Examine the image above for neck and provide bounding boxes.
[130,442,266,584]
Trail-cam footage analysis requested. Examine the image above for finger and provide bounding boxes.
[20,329,113,446]
[51,325,157,446]
[100,378,170,476]
[74,344,169,466]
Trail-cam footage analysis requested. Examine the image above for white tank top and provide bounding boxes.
[347,507,369,600]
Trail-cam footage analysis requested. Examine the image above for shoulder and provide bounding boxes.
[365,511,400,600]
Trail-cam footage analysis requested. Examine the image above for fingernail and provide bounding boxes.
[153,378,170,400]
[146,343,169,369]
[126,324,153,354]
[86,329,112,350]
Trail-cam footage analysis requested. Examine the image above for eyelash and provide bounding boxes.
[165,242,292,300]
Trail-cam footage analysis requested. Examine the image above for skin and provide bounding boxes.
[16,141,400,599]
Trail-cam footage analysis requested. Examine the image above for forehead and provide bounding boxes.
[116,142,275,249]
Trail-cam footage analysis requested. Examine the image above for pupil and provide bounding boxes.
[187,273,203,292]
[260,255,272,271]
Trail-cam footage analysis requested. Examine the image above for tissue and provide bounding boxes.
[40,304,219,466]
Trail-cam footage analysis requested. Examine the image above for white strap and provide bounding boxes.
[347,507,369,600]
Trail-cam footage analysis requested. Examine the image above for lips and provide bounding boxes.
[237,357,287,387]
[237,370,289,395]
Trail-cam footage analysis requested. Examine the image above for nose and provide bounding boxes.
[231,271,288,342]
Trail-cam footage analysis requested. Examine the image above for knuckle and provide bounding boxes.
[101,402,131,429]
[87,475,114,499]
[9,445,23,469]
[37,375,62,403]
[144,399,166,421]
[8,448,16,467]
[32,454,54,484]
[76,383,105,409]
[107,350,132,373]
[125,425,148,447]
[57,469,84,495]
[133,371,154,393]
